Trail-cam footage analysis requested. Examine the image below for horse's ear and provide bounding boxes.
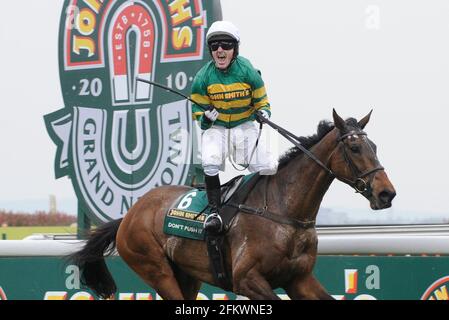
[332,108,346,131]
[358,109,373,129]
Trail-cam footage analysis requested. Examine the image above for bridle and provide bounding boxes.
[227,117,385,231]
[257,114,384,198]
[336,130,384,198]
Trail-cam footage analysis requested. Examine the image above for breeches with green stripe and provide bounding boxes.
[201,121,278,176]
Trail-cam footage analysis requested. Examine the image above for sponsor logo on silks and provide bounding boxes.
[421,276,449,300]
[0,286,7,300]
[45,1,219,223]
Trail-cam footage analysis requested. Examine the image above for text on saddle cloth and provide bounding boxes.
[163,173,258,240]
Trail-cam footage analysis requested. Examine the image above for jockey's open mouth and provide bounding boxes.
[216,51,229,67]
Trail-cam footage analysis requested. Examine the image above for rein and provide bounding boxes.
[135,78,383,191]
[255,112,384,195]
[227,114,384,230]
[136,78,383,228]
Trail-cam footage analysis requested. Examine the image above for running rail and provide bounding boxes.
[316,224,449,255]
[0,224,449,256]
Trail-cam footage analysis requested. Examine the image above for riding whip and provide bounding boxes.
[137,77,263,171]
[137,76,322,171]
[136,77,212,111]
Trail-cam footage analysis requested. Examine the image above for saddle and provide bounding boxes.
[164,173,260,239]
[163,172,261,290]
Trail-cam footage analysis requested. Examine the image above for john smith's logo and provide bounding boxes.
[45,0,216,223]
[421,276,449,300]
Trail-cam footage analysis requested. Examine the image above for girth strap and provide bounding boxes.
[227,203,316,230]
[205,234,233,291]
[202,173,262,292]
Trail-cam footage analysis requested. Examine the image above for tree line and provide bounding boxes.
[0,210,77,226]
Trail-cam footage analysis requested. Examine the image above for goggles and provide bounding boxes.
[208,40,236,51]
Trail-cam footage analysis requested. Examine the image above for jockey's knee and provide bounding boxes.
[203,165,220,176]
[259,166,278,175]
[250,162,278,175]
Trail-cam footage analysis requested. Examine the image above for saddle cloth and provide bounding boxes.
[163,173,258,240]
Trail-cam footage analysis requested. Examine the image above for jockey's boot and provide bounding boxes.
[204,174,222,234]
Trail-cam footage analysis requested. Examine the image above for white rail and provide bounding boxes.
[316,224,449,255]
[0,240,84,256]
[0,224,448,256]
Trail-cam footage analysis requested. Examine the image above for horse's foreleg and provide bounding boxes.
[285,274,334,300]
[233,267,280,300]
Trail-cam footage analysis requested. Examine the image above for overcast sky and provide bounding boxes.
[0,1,448,222]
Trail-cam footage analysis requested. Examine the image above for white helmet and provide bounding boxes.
[206,21,240,43]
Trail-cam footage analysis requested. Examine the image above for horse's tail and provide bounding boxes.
[67,218,123,299]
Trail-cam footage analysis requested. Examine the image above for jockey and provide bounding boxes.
[191,21,278,234]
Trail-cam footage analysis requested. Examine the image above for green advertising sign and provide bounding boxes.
[1,256,448,300]
[44,0,222,225]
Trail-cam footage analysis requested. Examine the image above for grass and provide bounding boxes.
[0,226,77,240]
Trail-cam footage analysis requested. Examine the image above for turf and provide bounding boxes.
[0,226,77,240]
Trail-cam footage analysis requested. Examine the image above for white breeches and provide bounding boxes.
[201,121,278,176]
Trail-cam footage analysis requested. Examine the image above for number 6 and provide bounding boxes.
[178,191,197,209]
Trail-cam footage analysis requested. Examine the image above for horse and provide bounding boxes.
[68,109,396,300]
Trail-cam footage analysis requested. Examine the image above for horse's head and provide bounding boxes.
[330,109,396,210]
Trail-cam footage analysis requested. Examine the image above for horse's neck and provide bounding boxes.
[272,129,339,221]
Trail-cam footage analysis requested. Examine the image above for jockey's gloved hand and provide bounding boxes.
[256,110,270,123]
[204,108,219,122]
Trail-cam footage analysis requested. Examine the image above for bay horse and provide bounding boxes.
[69,109,396,300]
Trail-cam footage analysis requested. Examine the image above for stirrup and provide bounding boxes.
[203,213,223,233]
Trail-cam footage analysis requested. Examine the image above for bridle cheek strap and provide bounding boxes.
[337,132,385,195]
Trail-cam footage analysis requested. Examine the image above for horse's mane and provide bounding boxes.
[278,120,336,169]
[278,117,363,169]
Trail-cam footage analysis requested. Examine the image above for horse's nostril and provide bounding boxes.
[379,190,396,204]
